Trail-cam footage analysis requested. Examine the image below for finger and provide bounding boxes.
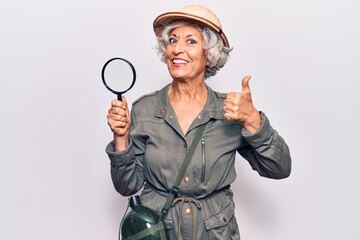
[108,112,127,122]
[107,115,130,132]
[225,92,241,103]
[225,92,236,100]
[111,99,123,108]
[108,117,128,128]
[108,106,126,116]
[224,112,231,121]
[224,112,236,121]
[111,97,128,109]
[223,102,237,116]
[242,75,252,91]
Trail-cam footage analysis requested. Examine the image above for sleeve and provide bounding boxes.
[237,112,292,179]
[105,109,145,196]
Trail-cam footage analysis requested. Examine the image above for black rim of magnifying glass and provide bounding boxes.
[101,57,136,99]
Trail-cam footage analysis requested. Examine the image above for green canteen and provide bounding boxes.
[120,196,169,240]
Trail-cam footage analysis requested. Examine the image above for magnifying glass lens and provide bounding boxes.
[103,59,134,93]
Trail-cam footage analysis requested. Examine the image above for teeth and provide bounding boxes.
[173,59,188,64]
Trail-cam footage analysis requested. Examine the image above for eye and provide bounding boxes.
[169,38,177,44]
[187,39,197,44]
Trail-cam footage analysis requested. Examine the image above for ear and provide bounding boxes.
[205,59,212,67]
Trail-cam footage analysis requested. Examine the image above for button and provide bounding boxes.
[168,114,174,119]
[159,108,165,114]
[183,176,189,183]
[186,208,191,214]
[198,115,202,119]
[222,217,227,223]
[184,143,187,148]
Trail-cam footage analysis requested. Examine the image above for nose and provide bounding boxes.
[172,40,185,55]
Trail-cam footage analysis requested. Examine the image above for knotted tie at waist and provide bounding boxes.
[172,197,202,240]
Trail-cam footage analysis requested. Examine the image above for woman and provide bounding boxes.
[106,4,291,240]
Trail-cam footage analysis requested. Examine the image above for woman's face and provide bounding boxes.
[165,25,208,82]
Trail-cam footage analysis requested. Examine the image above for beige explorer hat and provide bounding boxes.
[153,4,230,48]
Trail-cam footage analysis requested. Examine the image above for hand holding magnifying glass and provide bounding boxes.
[102,57,136,150]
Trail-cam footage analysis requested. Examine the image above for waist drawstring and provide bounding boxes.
[172,198,202,240]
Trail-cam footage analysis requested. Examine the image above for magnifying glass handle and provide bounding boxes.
[117,93,122,101]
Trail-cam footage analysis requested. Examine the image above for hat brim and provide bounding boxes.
[153,11,230,48]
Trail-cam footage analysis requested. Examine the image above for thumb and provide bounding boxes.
[122,95,128,105]
[242,75,252,91]
[122,95,130,117]
[121,95,130,110]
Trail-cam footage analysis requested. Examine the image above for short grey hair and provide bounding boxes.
[155,22,232,79]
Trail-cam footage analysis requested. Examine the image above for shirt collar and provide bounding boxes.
[154,84,225,122]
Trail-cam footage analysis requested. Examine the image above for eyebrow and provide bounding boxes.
[170,33,199,39]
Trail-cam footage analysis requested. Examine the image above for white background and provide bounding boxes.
[1,0,359,239]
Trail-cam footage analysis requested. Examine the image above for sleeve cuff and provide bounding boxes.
[105,138,135,167]
[241,112,273,148]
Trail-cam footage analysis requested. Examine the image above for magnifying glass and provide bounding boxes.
[101,57,136,100]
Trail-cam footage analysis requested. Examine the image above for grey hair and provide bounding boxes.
[155,21,232,79]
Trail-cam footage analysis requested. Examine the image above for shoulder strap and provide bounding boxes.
[159,124,206,220]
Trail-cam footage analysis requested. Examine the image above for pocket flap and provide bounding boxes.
[204,202,234,230]
[163,217,173,230]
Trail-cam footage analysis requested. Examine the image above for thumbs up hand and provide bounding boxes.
[224,75,261,133]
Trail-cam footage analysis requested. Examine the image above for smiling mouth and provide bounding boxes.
[172,59,189,65]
